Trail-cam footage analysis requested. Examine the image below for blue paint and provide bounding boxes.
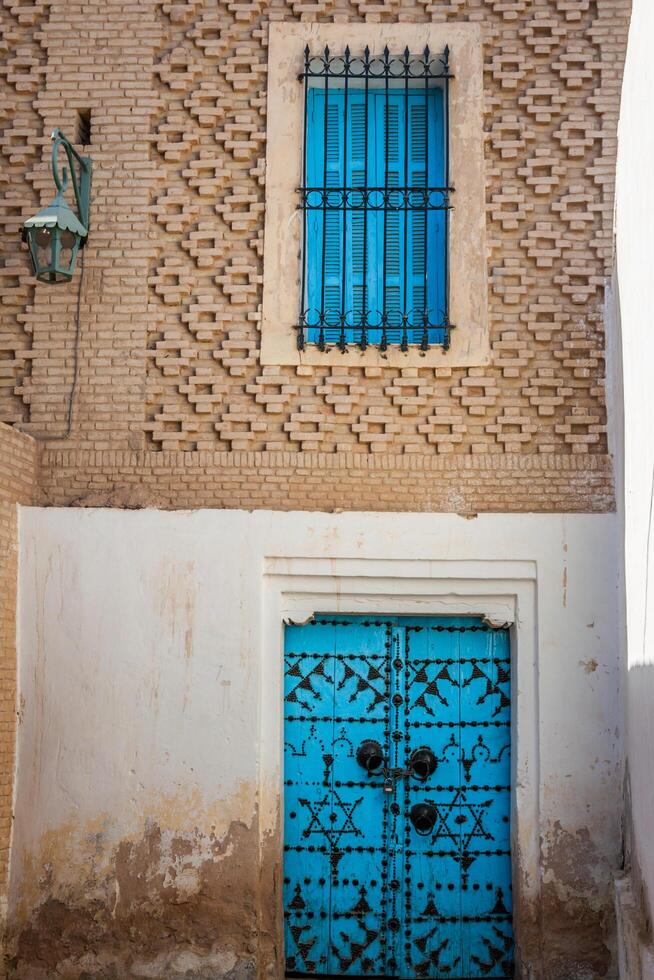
[305,87,446,346]
[284,616,513,979]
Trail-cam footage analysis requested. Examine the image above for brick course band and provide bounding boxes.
[41,450,614,512]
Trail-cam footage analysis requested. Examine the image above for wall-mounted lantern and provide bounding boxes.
[21,128,91,285]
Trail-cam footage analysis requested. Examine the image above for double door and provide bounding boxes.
[283,616,513,979]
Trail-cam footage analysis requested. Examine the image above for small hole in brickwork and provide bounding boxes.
[76,109,92,146]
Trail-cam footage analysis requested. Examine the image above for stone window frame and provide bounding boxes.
[261,22,489,369]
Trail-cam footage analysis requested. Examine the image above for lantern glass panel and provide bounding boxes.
[58,229,79,280]
[34,226,53,272]
[28,224,81,284]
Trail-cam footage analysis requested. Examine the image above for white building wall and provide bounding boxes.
[10,508,621,980]
[613,1,654,975]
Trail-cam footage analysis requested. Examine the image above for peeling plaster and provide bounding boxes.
[7,794,278,980]
[538,822,615,980]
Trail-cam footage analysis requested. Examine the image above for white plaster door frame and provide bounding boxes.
[258,557,540,980]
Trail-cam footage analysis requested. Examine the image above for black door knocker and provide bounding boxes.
[356,739,385,774]
[409,746,437,782]
[410,802,437,835]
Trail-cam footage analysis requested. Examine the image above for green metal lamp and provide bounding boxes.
[21,128,91,285]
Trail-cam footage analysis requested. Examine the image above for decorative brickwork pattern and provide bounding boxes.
[0,0,630,510]
[1,1,162,448]
[0,1,47,425]
[0,423,38,909]
[141,0,628,458]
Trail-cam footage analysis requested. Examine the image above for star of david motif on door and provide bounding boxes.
[284,617,513,979]
[298,790,364,849]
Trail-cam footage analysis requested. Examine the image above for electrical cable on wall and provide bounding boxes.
[17,247,85,442]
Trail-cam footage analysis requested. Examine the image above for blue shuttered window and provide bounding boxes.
[299,47,452,351]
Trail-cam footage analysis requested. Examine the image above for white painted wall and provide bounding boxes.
[614,1,654,971]
[14,509,261,894]
[616,0,654,679]
[12,507,621,977]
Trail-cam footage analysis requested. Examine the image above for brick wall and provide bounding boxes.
[41,447,614,512]
[0,424,39,912]
[0,0,631,511]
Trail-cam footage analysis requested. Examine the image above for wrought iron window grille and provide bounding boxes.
[297,44,454,354]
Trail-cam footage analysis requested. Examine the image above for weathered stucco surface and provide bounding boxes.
[11,508,621,978]
[541,822,615,979]
[9,811,268,980]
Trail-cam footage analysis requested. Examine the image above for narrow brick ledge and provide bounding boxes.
[38,450,615,514]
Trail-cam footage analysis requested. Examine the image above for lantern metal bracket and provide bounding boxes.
[50,128,91,239]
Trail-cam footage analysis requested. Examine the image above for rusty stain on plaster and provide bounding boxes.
[580,658,599,673]
[150,557,198,709]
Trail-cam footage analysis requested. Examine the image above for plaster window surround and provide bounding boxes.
[261,22,489,368]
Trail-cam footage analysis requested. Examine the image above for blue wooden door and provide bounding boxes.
[284,616,513,979]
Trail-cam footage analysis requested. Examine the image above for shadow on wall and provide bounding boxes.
[623,664,654,937]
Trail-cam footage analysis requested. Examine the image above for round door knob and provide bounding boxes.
[410,802,437,835]
[410,747,437,782]
[356,739,384,773]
